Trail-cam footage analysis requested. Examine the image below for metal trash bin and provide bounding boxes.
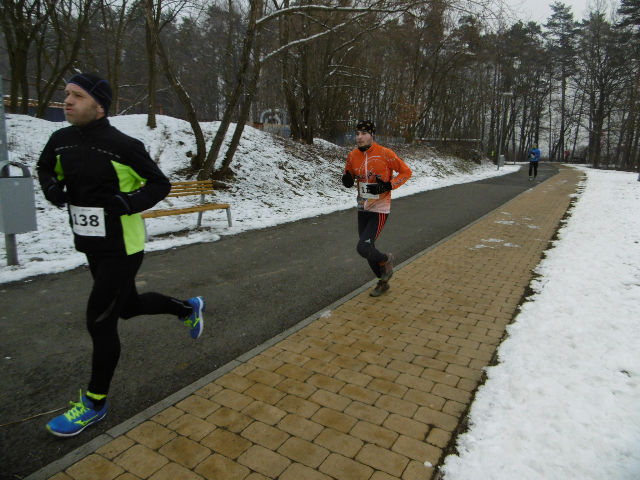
[0,161,38,265]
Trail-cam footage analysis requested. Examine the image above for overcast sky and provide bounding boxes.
[507,0,609,24]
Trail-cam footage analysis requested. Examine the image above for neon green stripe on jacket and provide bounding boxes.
[111,160,147,256]
[55,155,64,181]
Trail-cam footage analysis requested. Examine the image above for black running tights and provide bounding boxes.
[85,252,191,395]
[529,161,538,177]
[357,211,389,278]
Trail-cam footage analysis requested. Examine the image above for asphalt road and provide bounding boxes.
[0,163,557,478]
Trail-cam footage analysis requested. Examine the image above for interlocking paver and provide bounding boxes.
[200,428,251,459]
[244,382,287,404]
[278,413,324,440]
[276,377,317,398]
[148,462,204,480]
[245,368,284,387]
[309,389,351,411]
[313,428,364,457]
[392,434,442,463]
[276,394,321,418]
[404,389,446,410]
[194,453,249,480]
[95,436,135,460]
[319,453,373,480]
[383,413,429,440]
[396,373,435,392]
[350,421,398,448]
[311,407,358,433]
[344,401,388,425]
[375,394,417,417]
[241,420,289,450]
[356,443,409,476]
[215,373,254,393]
[403,459,435,480]
[126,421,176,450]
[280,462,333,480]
[113,444,168,478]
[205,406,252,433]
[277,437,330,468]
[427,427,452,448]
[242,400,287,425]
[46,168,581,480]
[193,383,223,400]
[167,413,216,441]
[307,373,346,393]
[65,454,123,480]
[211,389,253,411]
[367,376,406,396]
[158,436,210,469]
[175,395,220,419]
[334,368,372,386]
[237,444,291,477]
[151,406,184,426]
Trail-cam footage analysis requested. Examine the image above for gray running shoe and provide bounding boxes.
[380,253,395,282]
[370,280,389,297]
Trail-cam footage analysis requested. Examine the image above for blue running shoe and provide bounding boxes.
[46,391,107,437]
[184,296,205,339]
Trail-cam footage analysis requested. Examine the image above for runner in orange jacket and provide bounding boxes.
[342,120,412,296]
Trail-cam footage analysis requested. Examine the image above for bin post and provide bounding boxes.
[0,74,8,168]
[0,74,16,265]
[0,76,38,266]
[5,234,18,265]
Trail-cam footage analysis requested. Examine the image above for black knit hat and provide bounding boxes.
[356,120,375,135]
[68,73,112,116]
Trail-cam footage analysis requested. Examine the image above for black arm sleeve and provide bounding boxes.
[36,135,62,194]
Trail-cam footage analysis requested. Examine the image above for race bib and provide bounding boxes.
[358,183,379,199]
[69,205,106,237]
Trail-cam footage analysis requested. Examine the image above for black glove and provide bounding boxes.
[342,172,354,188]
[366,179,392,195]
[105,193,132,215]
[45,182,68,208]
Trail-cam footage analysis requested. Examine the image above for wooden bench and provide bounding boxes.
[141,179,232,227]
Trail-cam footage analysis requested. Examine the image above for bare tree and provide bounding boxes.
[546,2,577,161]
[576,11,626,166]
[99,0,139,113]
[198,0,263,178]
[32,0,96,118]
[143,0,206,168]
[0,0,51,113]
[617,0,640,169]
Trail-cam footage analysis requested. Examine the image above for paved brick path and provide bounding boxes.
[42,166,582,480]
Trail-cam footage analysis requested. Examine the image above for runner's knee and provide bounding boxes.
[357,239,373,259]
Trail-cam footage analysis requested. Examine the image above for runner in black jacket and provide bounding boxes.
[37,73,206,438]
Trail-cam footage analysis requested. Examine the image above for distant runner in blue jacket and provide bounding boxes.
[528,145,541,180]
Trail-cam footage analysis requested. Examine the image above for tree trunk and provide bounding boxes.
[7,51,28,113]
[34,0,93,118]
[157,36,206,171]
[145,0,157,129]
[224,0,234,103]
[218,25,263,177]
[199,0,262,179]
[144,0,205,170]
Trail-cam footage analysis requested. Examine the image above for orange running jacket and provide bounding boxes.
[344,142,412,213]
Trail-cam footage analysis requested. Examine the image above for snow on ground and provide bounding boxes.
[441,168,640,480]
[0,113,516,284]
